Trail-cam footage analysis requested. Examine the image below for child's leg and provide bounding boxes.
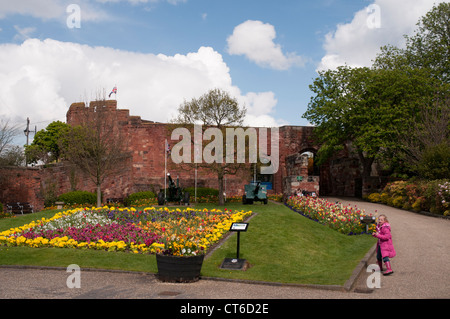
[383,256,393,275]
[376,246,384,271]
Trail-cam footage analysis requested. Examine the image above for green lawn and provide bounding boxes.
[0,202,375,286]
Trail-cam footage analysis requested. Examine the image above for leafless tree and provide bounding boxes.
[172,88,249,206]
[399,95,450,176]
[0,120,18,157]
[0,120,24,167]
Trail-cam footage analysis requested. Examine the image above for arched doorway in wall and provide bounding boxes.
[284,148,319,196]
[299,149,320,178]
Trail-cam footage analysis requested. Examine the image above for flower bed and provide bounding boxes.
[286,196,375,235]
[0,206,253,256]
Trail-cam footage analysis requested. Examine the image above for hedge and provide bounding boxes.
[57,191,97,206]
[183,187,219,198]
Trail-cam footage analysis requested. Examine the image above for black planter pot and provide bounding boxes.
[156,254,205,283]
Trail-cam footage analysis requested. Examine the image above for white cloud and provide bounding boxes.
[318,0,447,71]
[0,38,285,136]
[240,91,288,127]
[227,20,306,70]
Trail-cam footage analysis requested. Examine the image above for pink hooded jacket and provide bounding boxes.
[373,222,396,259]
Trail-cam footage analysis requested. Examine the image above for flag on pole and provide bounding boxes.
[108,86,117,98]
[166,140,171,155]
[164,139,169,203]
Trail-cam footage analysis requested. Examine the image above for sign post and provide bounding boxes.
[360,216,376,233]
[220,223,249,271]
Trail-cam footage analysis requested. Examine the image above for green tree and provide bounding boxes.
[25,121,70,164]
[405,2,450,83]
[303,66,437,177]
[307,4,449,180]
[374,2,449,83]
[373,3,450,178]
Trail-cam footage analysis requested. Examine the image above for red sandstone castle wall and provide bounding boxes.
[0,167,43,211]
[0,100,387,211]
[66,100,254,197]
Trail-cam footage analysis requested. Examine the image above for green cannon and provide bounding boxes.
[242,181,268,205]
[157,173,190,205]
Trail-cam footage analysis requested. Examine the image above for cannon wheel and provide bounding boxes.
[157,191,165,206]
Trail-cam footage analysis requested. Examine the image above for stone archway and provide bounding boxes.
[283,148,320,197]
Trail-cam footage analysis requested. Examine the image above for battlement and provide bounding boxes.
[66,100,135,126]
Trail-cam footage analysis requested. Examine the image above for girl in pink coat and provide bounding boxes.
[372,214,396,275]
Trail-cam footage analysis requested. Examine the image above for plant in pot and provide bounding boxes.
[153,235,206,283]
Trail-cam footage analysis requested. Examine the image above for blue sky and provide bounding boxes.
[0,0,444,146]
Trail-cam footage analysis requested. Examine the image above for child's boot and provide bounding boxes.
[377,260,384,272]
[383,261,393,276]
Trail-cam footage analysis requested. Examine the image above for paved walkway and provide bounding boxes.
[0,198,449,299]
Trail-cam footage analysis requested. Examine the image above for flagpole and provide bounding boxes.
[164,139,167,204]
[195,163,197,203]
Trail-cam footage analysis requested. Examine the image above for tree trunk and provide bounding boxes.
[97,184,102,207]
[357,151,375,198]
[217,167,225,206]
[357,151,375,177]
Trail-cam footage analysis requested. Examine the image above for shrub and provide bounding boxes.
[57,191,97,206]
[423,180,447,215]
[438,181,450,211]
[402,202,412,210]
[367,193,381,203]
[125,191,156,206]
[380,193,390,204]
[385,181,408,197]
[183,187,219,198]
[416,143,450,180]
[392,196,405,208]
[0,202,13,219]
[367,179,450,215]
[412,197,424,212]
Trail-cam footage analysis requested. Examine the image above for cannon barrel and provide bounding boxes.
[167,173,175,186]
[253,182,260,195]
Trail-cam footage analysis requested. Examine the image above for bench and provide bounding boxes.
[55,201,65,209]
[6,202,34,215]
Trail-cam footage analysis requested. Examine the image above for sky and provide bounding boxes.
[0,0,446,146]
